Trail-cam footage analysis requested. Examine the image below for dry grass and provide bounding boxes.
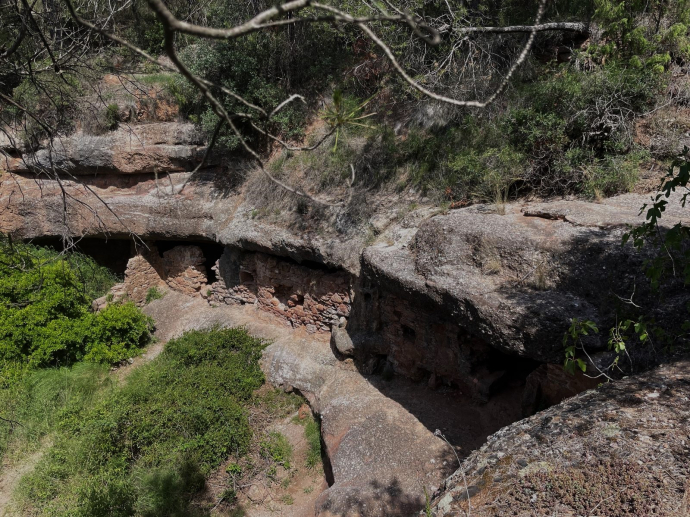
[478,237,502,275]
[532,262,550,290]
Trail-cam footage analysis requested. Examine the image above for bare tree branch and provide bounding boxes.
[451,21,588,35]
[3,0,586,216]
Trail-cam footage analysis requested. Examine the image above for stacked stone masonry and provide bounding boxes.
[348,276,505,400]
[120,244,209,306]
[209,248,352,333]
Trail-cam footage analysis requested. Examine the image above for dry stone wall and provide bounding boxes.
[162,245,208,296]
[119,244,208,305]
[209,248,352,333]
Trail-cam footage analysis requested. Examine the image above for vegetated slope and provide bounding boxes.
[6,327,301,516]
[0,241,313,516]
[5,1,690,214]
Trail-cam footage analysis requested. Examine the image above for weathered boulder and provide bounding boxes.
[261,330,456,516]
[430,358,690,517]
[347,197,690,391]
[331,326,355,356]
[2,123,205,175]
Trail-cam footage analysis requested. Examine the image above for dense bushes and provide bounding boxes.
[4,0,690,204]
[353,60,658,200]
[0,239,152,385]
[16,327,267,516]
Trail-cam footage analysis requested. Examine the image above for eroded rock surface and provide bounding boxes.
[2,123,205,175]
[261,333,457,517]
[348,198,690,393]
[430,358,690,517]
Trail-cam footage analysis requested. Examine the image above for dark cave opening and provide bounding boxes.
[26,236,226,283]
[28,236,133,275]
[153,240,225,283]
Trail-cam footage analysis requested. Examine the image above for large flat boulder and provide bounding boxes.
[353,197,690,375]
[2,123,205,175]
[431,358,690,517]
[261,335,456,516]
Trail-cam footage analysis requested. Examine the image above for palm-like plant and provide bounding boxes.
[321,89,376,152]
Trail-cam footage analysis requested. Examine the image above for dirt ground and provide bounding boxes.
[198,410,329,517]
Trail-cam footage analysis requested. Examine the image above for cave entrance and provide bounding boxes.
[25,237,226,284]
[152,240,225,283]
[28,236,133,275]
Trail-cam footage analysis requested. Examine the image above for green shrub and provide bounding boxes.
[260,431,293,469]
[581,151,646,198]
[0,238,149,383]
[105,104,120,130]
[17,327,267,516]
[83,302,154,363]
[304,417,322,469]
[145,286,165,304]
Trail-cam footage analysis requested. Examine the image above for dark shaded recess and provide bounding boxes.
[225,242,342,273]
[29,236,133,274]
[27,236,226,283]
[153,240,225,282]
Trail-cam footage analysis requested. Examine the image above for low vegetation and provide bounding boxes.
[7,327,272,516]
[303,415,323,470]
[144,286,165,304]
[0,239,152,387]
[0,241,318,515]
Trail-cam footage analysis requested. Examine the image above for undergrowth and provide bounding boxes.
[292,411,322,469]
[0,238,151,386]
[13,326,268,516]
[303,416,322,469]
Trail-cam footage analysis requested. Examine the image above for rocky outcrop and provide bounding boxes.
[1,123,205,175]
[5,122,690,517]
[0,123,361,272]
[261,326,458,516]
[3,122,690,399]
[346,196,690,393]
[430,358,690,517]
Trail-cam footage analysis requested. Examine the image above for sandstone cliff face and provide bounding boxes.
[1,123,205,175]
[2,122,689,381]
[4,122,690,516]
[430,359,690,517]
